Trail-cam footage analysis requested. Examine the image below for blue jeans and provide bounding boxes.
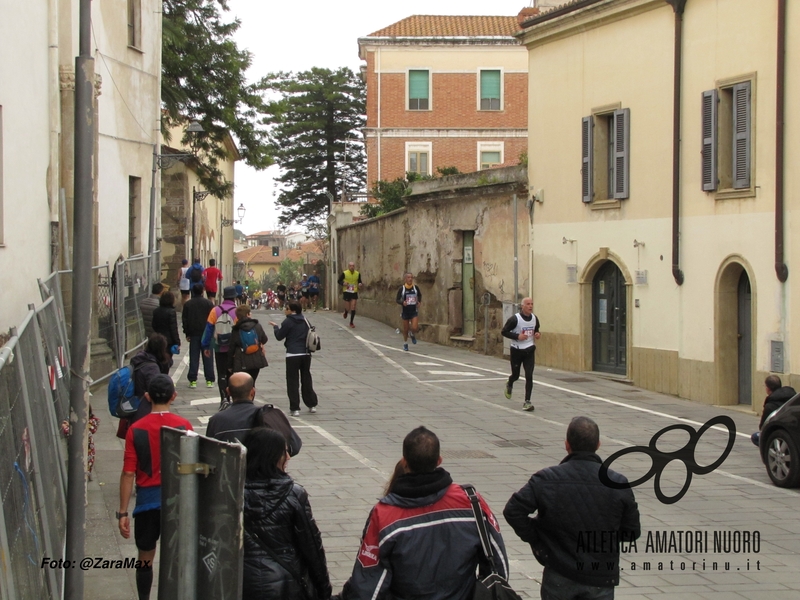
[188,335,215,383]
[541,568,615,600]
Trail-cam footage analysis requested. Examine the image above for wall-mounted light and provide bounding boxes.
[633,239,645,248]
[563,237,576,244]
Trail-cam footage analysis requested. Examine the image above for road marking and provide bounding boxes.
[357,336,419,383]
[364,339,750,439]
[189,397,220,406]
[425,377,507,383]
[427,370,483,377]
[414,361,443,366]
[197,416,211,425]
[355,337,794,496]
[301,422,388,478]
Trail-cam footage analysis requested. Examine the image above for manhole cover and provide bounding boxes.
[558,377,593,383]
[441,450,496,459]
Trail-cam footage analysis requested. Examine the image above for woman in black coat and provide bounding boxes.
[228,304,269,383]
[152,291,180,365]
[241,427,331,600]
[269,302,318,417]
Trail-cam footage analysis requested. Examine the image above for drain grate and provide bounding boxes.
[558,377,594,383]
[441,450,496,460]
[492,439,542,449]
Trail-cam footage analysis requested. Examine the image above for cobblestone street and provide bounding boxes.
[86,308,800,599]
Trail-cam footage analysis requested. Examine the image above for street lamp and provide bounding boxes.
[191,187,210,262]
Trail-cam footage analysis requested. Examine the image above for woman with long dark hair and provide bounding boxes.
[269,302,318,417]
[241,427,331,599]
[152,290,180,366]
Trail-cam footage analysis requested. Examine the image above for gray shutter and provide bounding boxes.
[701,90,718,191]
[732,81,751,189]
[582,116,593,203]
[613,108,630,199]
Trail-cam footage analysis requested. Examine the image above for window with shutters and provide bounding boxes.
[581,107,630,204]
[479,70,502,111]
[701,78,753,194]
[406,142,432,176]
[408,70,430,111]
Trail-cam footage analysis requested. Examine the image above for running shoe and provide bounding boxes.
[343,310,348,319]
[410,332,417,344]
[189,381,197,389]
[403,343,409,351]
[310,406,317,414]
[522,401,534,412]
[207,381,214,388]
[290,410,301,417]
[349,323,355,328]
[504,384,512,400]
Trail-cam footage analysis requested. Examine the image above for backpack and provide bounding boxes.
[214,307,235,347]
[107,365,141,418]
[248,403,303,456]
[189,265,203,283]
[303,317,321,353]
[239,327,261,355]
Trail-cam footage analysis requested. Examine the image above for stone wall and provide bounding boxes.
[337,166,529,356]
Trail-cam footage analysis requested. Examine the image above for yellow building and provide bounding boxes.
[519,0,798,407]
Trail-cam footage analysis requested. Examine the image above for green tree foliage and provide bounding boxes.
[265,68,365,228]
[362,167,460,218]
[162,0,272,198]
[279,258,304,287]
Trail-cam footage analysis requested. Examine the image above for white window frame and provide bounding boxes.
[477,68,504,111]
[406,69,431,111]
[477,142,504,171]
[405,142,432,176]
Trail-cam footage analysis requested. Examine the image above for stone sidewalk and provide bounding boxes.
[84,307,800,599]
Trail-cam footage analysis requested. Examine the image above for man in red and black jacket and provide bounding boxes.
[335,426,509,600]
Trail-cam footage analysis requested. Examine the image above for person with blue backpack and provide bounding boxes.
[229,304,269,383]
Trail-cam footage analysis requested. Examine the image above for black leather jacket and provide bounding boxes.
[243,474,331,599]
[760,386,798,428]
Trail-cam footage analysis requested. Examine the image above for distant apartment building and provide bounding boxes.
[358,12,531,188]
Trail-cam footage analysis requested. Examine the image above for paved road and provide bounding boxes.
[86,307,800,599]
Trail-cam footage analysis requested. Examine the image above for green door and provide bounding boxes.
[463,232,475,337]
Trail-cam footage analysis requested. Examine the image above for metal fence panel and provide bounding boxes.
[0,334,51,598]
[35,297,71,424]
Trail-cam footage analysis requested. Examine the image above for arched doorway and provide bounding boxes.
[715,259,755,405]
[592,261,627,374]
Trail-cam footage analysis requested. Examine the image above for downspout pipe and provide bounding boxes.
[666,0,686,285]
[775,0,789,282]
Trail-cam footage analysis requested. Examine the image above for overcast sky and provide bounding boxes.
[227,0,533,234]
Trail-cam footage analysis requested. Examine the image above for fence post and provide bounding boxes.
[115,261,126,368]
[0,348,18,599]
[178,434,200,600]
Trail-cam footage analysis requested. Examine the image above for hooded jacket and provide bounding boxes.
[129,350,170,423]
[339,468,508,600]
[504,452,641,588]
[229,317,269,372]
[242,474,331,600]
[152,305,180,348]
[760,386,798,428]
[273,313,310,356]
[200,299,238,352]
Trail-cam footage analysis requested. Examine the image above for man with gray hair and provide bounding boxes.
[504,416,640,599]
[501,296,539,411]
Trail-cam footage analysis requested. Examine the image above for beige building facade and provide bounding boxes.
[519,0,798,408]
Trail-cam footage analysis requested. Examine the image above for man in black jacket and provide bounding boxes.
[139,282,164,338]
[206,372,302,455]
[504,416,640,600]
[182,283,214,389]
[751,375,798,445]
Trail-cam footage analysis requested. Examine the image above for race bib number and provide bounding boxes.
[346,284,355,292]
[522,327,534,338]
[406,294,417,306]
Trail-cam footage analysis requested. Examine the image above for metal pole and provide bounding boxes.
[178,434,199,600]
[513,193,519,308]
[148,144,159,279]
[191,186,197,263]
[65,0,94,596]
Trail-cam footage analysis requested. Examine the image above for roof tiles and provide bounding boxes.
[366,15,520,38]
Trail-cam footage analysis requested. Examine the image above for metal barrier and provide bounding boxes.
[0,308,68,599]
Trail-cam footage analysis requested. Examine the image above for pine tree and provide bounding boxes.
[266,67,366,228]
[162,0,272,198]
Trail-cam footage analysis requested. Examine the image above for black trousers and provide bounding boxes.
[285,354,318,411]
[214,350,231,401]
[508,345,536,402]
